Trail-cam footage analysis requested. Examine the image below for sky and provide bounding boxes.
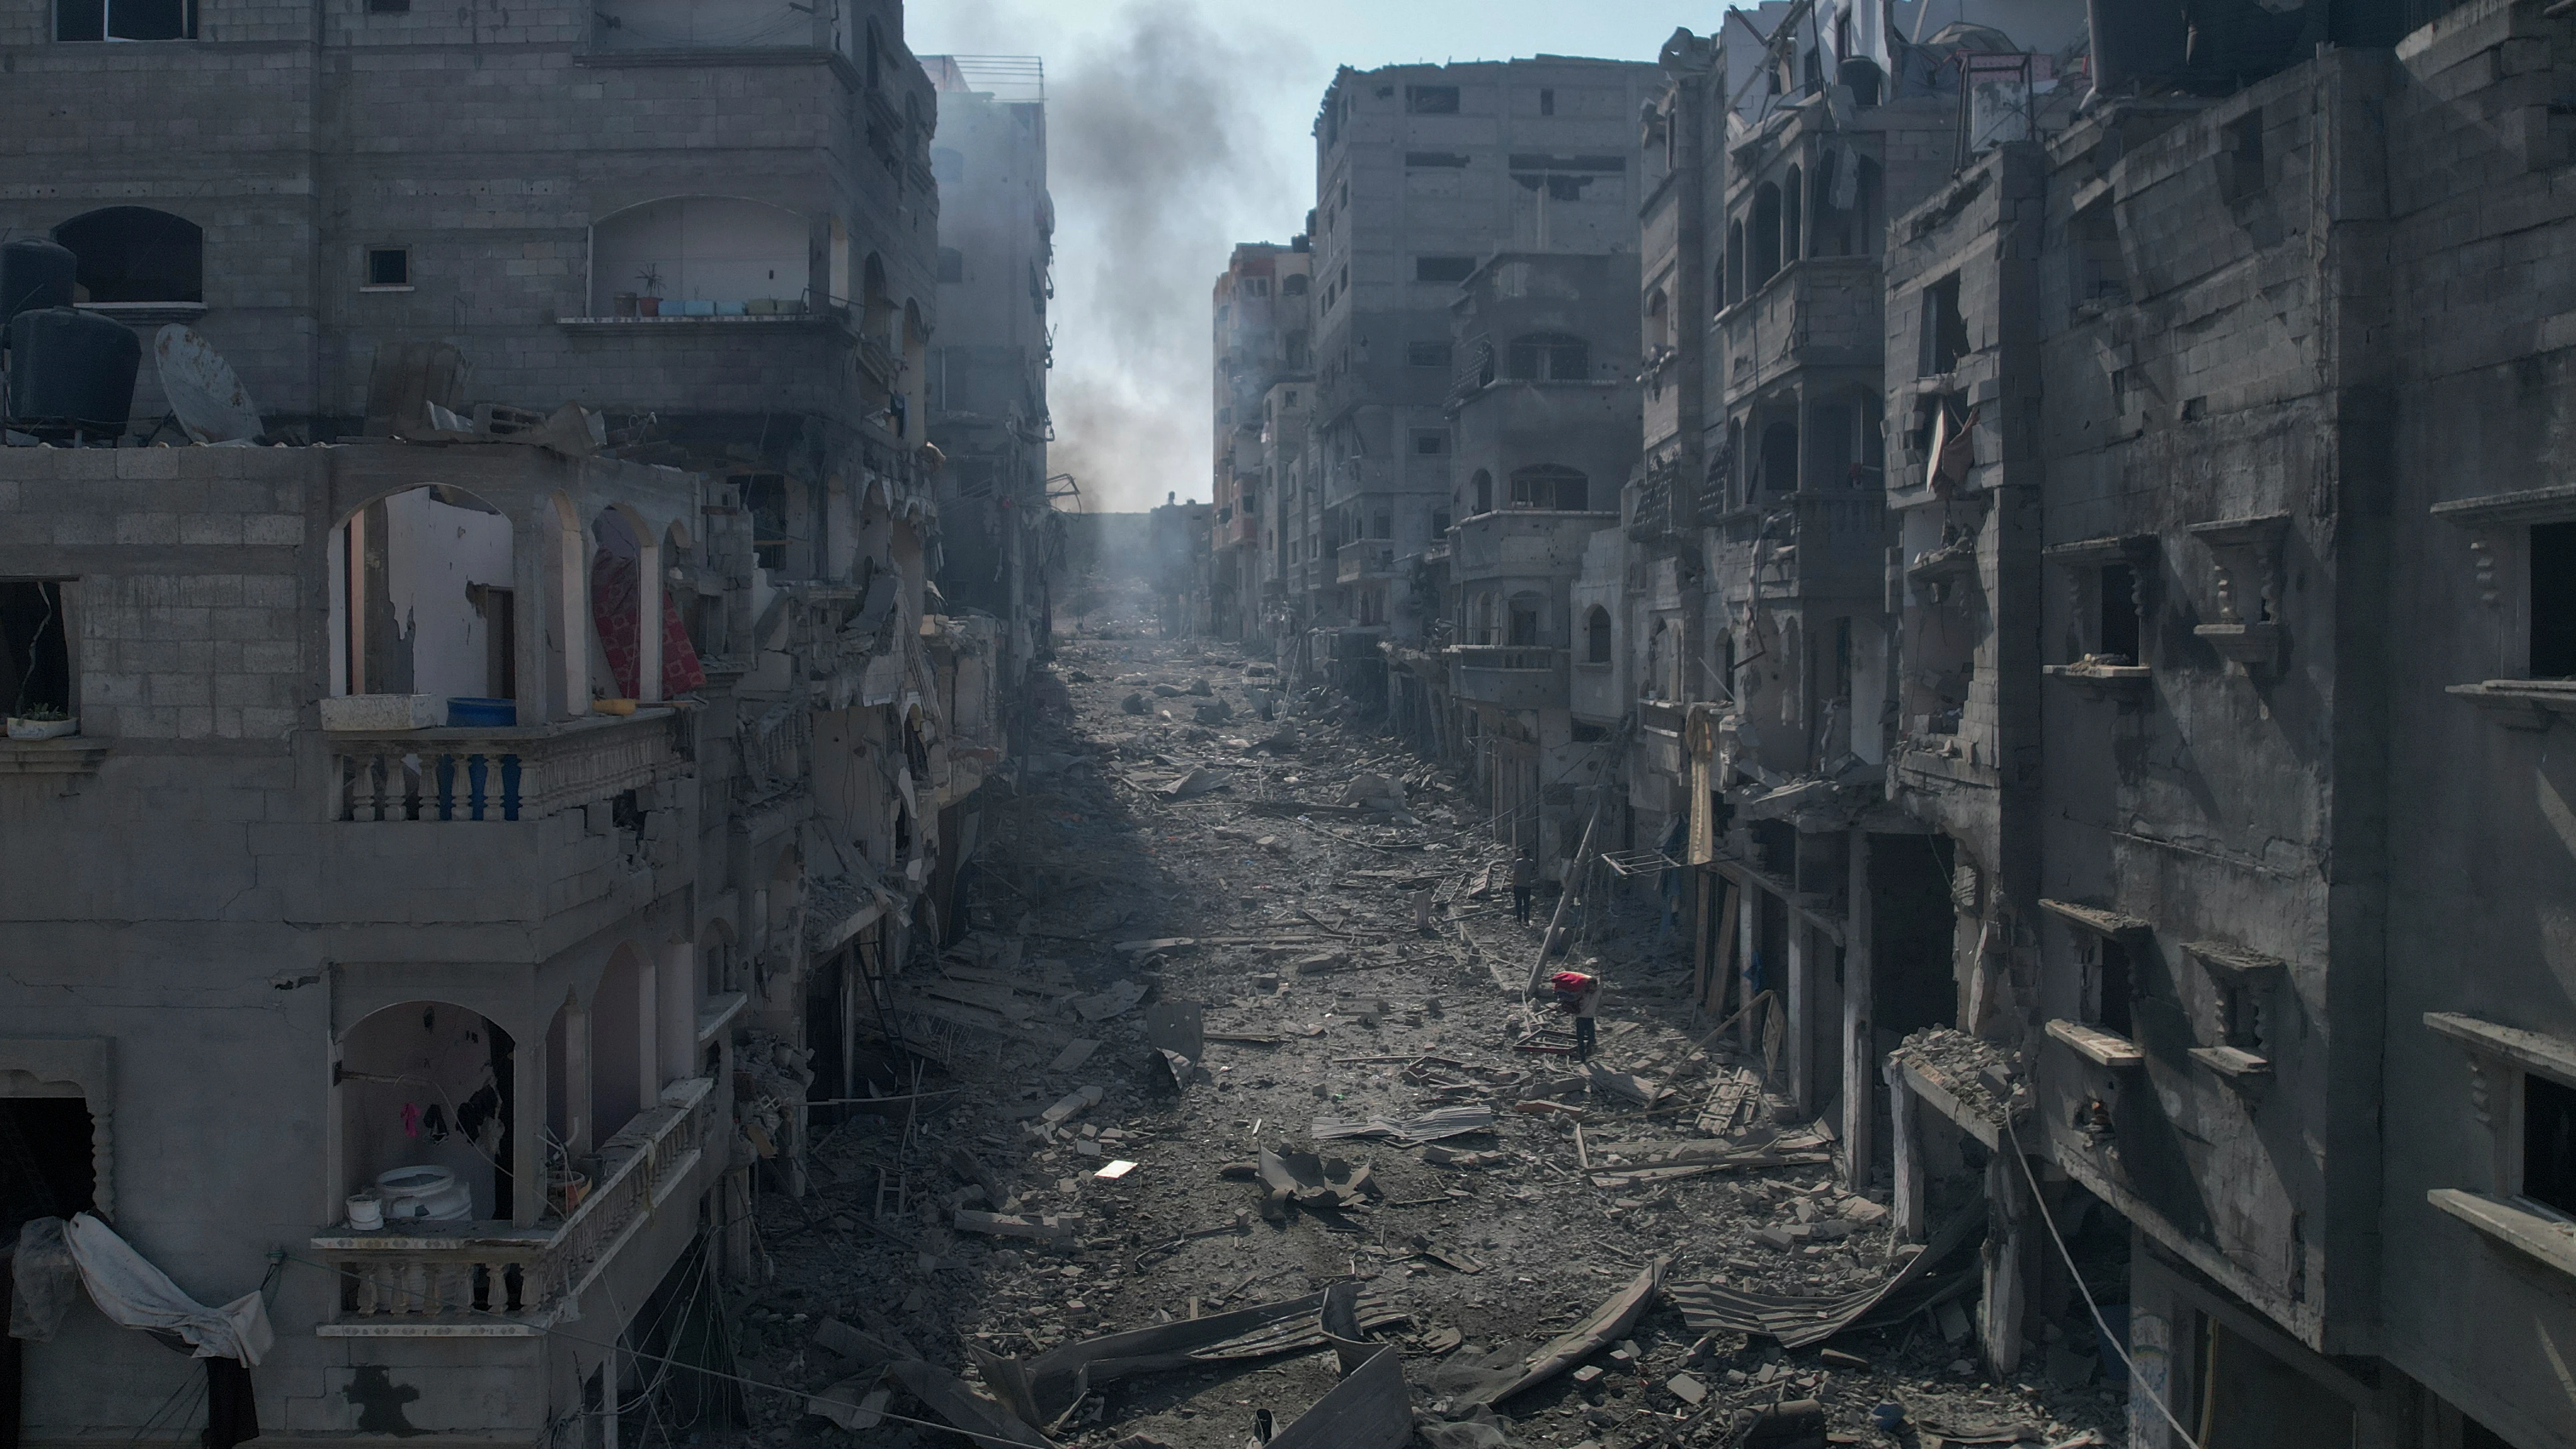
[906,1,1693,514]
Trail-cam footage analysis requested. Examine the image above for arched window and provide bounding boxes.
[1644,287,1669,351]
[1281,273,1310,296]
[1725,218,1744,305]
[53,207,201,304]
[1470,469,1493,516]
[1507,333,1588,381]
[1506,592,1544,648]
[1585,606,1612,663]
[332,486,514,705]
[1783,164,1804,263]
[1761,420,1800,494]
[1750,186,1782,290]
[1509,464,1588,511]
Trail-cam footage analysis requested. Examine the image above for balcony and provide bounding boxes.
[1451,646,1569,710]
[1339,543,1400,583]
[1450,509,1619,585]
[329,708,691,823]
[314,1076,718,1335]
[1718,258,1881,400]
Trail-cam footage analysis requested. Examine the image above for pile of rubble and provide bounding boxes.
[711,637,2129,1448]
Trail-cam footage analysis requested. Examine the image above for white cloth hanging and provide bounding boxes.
[60,1212,275,1366]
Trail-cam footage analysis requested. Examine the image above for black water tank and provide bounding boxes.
[0,239,77,326]
[6,307,141,440]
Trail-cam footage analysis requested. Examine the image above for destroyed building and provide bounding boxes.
[925,53,1061,687]
[1290,55,1664,664]
[1190,1,2576,1444]
[0,2,1053,1444]
[1210,239,1314,643]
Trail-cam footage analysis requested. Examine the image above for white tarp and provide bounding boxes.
[58,1213,274,1365]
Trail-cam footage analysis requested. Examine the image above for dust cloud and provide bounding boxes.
[923,1,1315,512]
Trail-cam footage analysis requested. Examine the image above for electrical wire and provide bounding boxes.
[2005,1120,2206,1449]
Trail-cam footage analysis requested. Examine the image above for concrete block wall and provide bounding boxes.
[0,0,938,452]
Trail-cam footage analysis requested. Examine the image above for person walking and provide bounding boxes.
[1550,969,1602,1060]
[1510,851,1537,925]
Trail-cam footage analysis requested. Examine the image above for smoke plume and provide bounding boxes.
[921,1,1315,512]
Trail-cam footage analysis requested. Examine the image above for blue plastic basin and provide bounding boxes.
[446,697,517,728]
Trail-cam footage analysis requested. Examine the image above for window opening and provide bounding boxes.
[366,247,410,288]
[1509,465,1588,511]
[0,1099,99,1234]
[1586,606,1612,664]
[1538,88,1556,116]
[1415,256,1475,284]
[1506,595,1541,648]
[2526,1073,2576,1216]
[1470,470,1493,515]
[1750,186,1782,289]
[1507,333,1588,381]
[1413,432,1447,456]
[2095,940,2134,1038]
[2218,112,2265,205]
[53,207,202,303]
[743,474,791,572]
[55,0,195,41]
[1407,85,1460,115]
[1281,273,1309,295]
[2099,563,2141,663]
[2072,202,2126,304]
[2531,521,2576,678]
[369,0,410,10]
[1919,274,1969,376]
[1,581,73,720]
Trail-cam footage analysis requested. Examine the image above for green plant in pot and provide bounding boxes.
[635,264,664,318]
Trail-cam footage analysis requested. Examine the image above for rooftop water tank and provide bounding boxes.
[0,239,77,327]
[5,307,140,441]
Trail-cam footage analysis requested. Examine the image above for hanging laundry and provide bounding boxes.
[401,1102,422,1138]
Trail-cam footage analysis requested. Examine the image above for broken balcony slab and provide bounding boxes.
[2046,1019,2148,1070]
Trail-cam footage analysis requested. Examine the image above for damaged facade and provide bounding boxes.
[0,2,1054,1444]
[1194,2,2576,1445]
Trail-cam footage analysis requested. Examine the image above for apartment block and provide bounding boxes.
[0,2,1042,1444]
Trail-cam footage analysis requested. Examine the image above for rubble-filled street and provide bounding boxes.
[726,623,2129,1449]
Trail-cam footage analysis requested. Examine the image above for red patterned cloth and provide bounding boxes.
[590,549,705,700]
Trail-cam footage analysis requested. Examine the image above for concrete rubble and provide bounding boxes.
[720,623,2130,1448]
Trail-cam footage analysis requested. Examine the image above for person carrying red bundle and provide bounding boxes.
[1549,970,1602,1060]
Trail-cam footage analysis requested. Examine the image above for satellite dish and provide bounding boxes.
[153,324,263,444]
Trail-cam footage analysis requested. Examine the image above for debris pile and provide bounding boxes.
[712,635,2130,1448]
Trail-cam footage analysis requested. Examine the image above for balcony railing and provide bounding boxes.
[1451,646,1569,710]
[315,1076,717,1331]
[328,708,691,823]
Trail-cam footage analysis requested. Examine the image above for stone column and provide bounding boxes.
[1843,831,1875,1189]
[659,939,696,1088]
[1982,1143,2030,1378]
[1787,919,1812,1114]
[1889,1063,1925,1243]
